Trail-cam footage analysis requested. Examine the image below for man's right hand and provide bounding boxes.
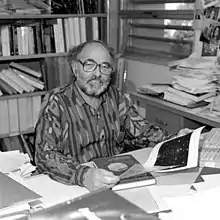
[83,168,120,191]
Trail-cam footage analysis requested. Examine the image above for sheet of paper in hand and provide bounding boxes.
[144,126,205,173]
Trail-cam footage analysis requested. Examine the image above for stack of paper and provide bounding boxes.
[165,58,220,106]
[0,150,36,177]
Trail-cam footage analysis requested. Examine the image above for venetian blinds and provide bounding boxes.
[119,0,195,62]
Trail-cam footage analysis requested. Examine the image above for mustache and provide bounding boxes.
[88,75,110,82]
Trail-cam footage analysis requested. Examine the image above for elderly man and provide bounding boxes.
[35,40,187,191]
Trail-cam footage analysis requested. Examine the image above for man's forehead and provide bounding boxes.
[78,43,111,61]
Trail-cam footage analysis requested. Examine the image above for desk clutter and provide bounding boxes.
[138,57,220,108]
[2,128,220,219]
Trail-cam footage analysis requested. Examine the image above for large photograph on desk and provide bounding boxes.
[144,127,204,172]
[154,133,191,167]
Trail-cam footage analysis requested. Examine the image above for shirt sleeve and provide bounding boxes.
[118,91,170,149]
[35,93,90,186]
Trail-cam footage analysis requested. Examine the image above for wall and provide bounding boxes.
[125,59,177,93]
[124,59,177,117]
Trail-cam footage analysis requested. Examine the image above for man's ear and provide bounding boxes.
[71,61,78,77]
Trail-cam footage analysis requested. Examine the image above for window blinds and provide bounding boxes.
[119,0,195,61]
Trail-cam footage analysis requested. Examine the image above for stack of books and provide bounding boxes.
[0,62,44,96]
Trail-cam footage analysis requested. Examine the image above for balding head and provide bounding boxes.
[67,40,115,64]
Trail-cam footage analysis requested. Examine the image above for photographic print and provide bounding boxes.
[202,42,218,56]
[202,0,219,9]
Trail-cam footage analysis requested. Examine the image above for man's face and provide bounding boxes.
[74,43,113,97]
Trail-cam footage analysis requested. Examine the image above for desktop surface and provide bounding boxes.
[27,189,159,220]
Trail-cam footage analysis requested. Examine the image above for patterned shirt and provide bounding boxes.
[35,83,168,187]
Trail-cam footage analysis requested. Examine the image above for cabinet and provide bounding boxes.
[130,92,212,136]
[0,3,109,138]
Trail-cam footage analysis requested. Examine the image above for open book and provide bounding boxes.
[92,154,156,191]
[144,126,205,172]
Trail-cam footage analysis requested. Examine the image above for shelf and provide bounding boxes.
[0,127,35,139]
[0,52,68,62]
[0,13,107,20]
[0,91,46,101]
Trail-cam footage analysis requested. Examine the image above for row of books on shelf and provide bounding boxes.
[0,16,104,56]
[0,62,44,96]
[0,94,42,136]
[0,0,105,15]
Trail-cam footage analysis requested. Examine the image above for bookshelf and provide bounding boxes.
[0,1,109,139]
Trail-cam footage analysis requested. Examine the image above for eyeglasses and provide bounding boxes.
[77,59,113,76]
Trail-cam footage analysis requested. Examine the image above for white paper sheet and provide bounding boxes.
[0,151,30,173]
[159,185,220,220]
[192,173,220,192]
[23,174,89,208]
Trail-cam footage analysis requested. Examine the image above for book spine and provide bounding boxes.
[63,18,71,51]
[86,17,93,41]
[73,17,81,46]
[0,70,23,94]
[13,69,44,90]
[32,95,41,127]
[18,96,33,132]
[57,18,65,52]
[8,98,19,134]
[0,99,10,135]
[79,17,87,43]
[92,17,99,40]
[1,25,11,56]
[9,62,42,78]
[68,17,76,48]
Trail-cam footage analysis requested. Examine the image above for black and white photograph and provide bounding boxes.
[202,0,219,9]
[201,42,218,56]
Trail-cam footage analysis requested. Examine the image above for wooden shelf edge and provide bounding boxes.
[0,13,107,20]
[129,92,220,128]
[0,127,35,139]
[0,91,47,101]
[0,52,68,61]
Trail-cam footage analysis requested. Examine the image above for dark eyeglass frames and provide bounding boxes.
[77,59,113,76]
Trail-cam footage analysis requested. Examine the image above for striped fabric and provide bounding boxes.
[35,83,168,186]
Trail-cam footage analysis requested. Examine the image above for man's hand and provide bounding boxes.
[177,128,206,142]
[83,168,120,191]
[177,128,194,137]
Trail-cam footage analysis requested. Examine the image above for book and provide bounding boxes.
[144,126,205,172]
[166,86,216,103]
[0,170,40,210]
[1,25,11,56]
[9,62,42,78]
[8,98,19,134]
[6,68,34,92]
[0,100,10,135]
[0,78,16,95]
[0,70,24,94]
[12,68,44,90]
[92,154,156,191]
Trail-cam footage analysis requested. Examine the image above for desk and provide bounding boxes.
[129,92,220,134]
[23,148,201,214]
